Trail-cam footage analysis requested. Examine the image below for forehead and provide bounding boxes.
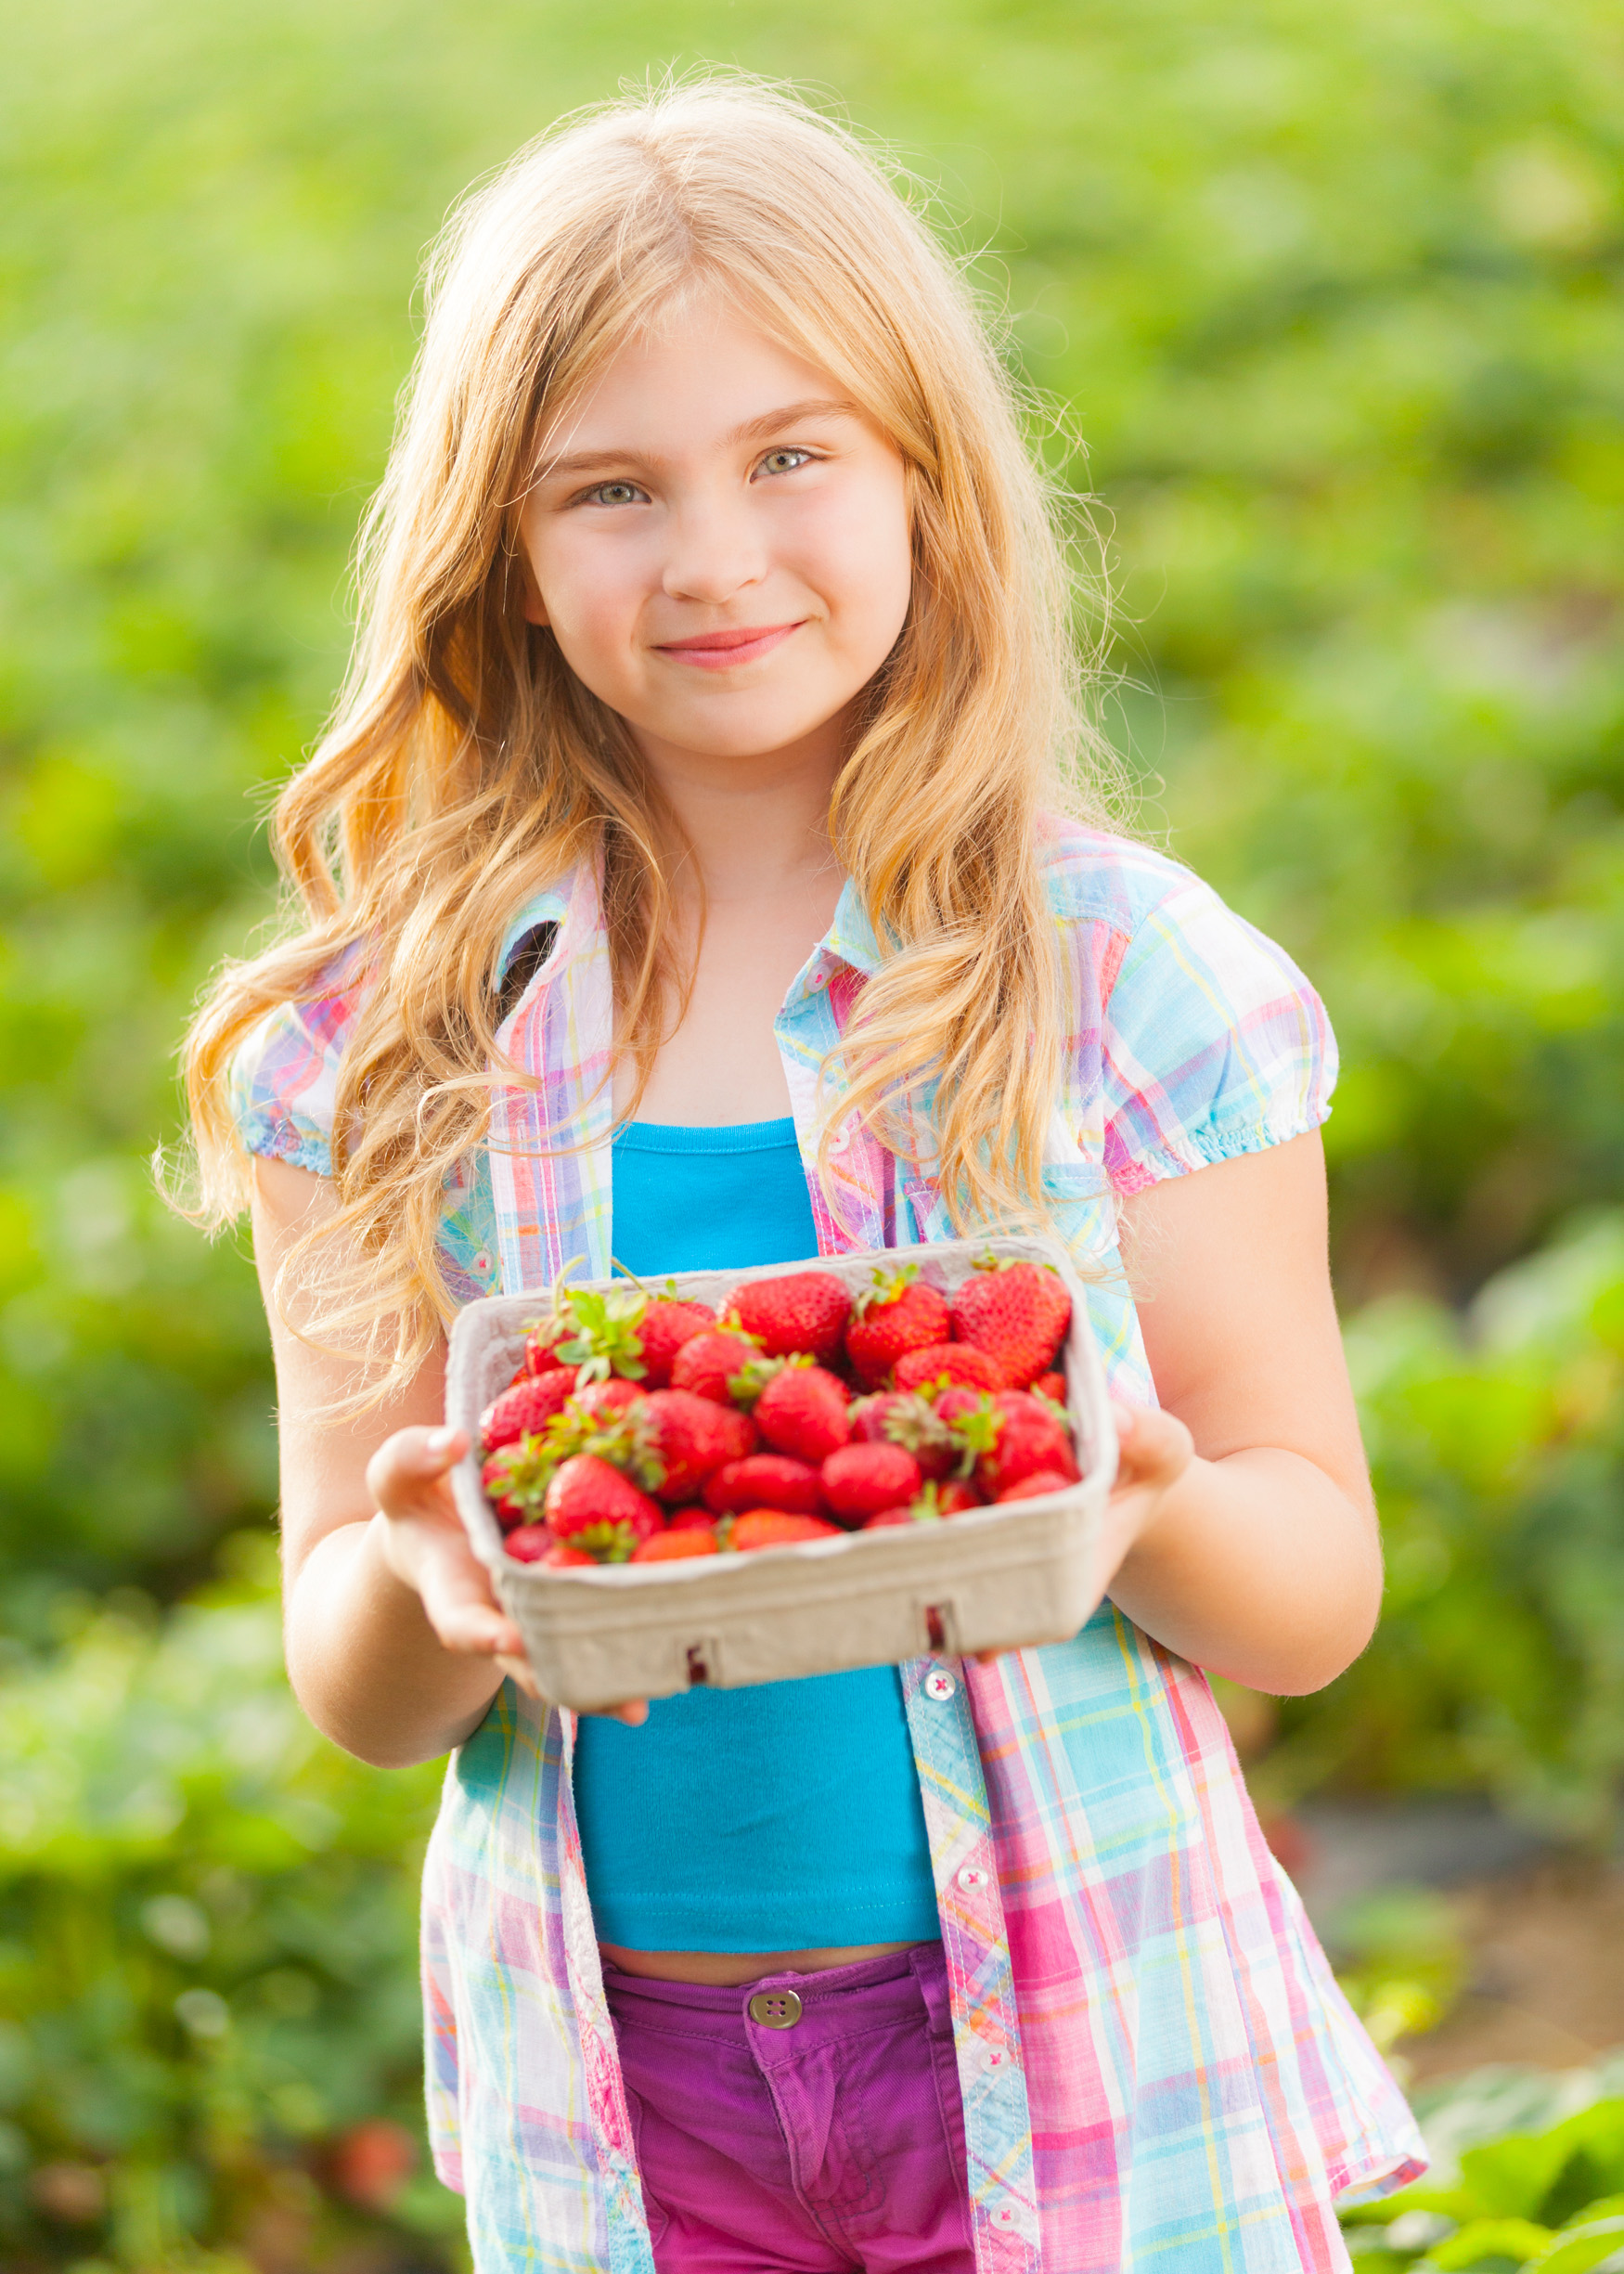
[536,292,845,462]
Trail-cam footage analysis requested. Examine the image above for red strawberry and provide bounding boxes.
[546,1540,597,1566]
[849,1390,955,1479]
[844,1264,951,1389]
[480,1376,646,1524]
[730,1508,842,1552]
[629,1389,736,1503]
[671,1328,761,1405]
[1033,1370,1066,1405]
[633,1526,720,1560]
[504,1523,555,1561]
[635,1298,717,1388]
[974,1390,1080,1497]
[752,1364,852,1463]
[480,1369,580,1454]
[522,1324,570,1376]
[482,1445,546,1529]
[950,1258,1071,1389]
[703,1454,825,1517]
[543,1455,664,1561]
[728,1272,851,1364]
[667,1503,720,1530]
[715,1405,758,1463]
[894,1343,1006,1396]
[572,1377,644,1424]
[820,1442,923,1524]
[932,1386,986,1426]
[861,1478,984,1529]
[997,1469,1076,1503]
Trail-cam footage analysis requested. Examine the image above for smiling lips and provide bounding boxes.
[654,621,803,670]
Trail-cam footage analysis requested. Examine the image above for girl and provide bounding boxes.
[185,79,1424,2274]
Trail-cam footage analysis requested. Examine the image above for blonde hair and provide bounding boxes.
[179,75,1119,1392]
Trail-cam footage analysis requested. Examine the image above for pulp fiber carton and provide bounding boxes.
[446,1234,1117,1712]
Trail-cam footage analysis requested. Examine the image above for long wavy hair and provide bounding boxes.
[178,75,1120,1395]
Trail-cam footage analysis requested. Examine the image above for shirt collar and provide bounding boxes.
[819,875,884,977]
[496,865,885,988]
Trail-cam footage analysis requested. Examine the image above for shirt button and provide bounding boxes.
[922,1669,957,1702]
[957,1865,989,1892]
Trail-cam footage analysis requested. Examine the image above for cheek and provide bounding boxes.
[530,539,640,673]
[801,482,913,649]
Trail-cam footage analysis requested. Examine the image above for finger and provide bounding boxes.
[428,1591,529,1662]
[494,1651,540,1699]
[586,1700,649,1726]
[367,1425,469,1515]
[1109,1401,1192,1486]
[412,1538,525,1655]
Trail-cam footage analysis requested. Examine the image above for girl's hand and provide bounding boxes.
[973,1399,1192,1668]
[365,1427,650,1725]
[367,1426,536,1697]
[1097,1398,1195,1579]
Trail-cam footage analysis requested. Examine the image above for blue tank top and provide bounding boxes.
[572,1116,939,1953]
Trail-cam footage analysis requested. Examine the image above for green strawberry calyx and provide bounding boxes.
[852,1261,921,1318]
[553,1285,649,1382]
[561,1518,644,1563]
[967,1251,1063,1279]
[728,1351,811,1408]
[941,1393,1003,1478]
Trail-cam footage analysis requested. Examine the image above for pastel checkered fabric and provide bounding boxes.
[233,824,1424,2272]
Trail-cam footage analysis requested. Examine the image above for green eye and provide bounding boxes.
[586,481,641,506]
[758,447,813,477]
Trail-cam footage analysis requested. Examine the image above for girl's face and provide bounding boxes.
[519,295,913,771]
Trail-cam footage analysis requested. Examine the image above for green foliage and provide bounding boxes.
[1262,1213,1624,1839]
[1321,1886,1470,2058]
[0,1543,456,2268]
[0,0,1621,2255]
[1344,2086,1624,2268]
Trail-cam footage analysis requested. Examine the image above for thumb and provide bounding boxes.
[1110,1400,1192,1488]
[367,1425,470,1518]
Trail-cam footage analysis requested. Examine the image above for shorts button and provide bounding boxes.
[923,1669,957,1701]
[747,1987,803,2029]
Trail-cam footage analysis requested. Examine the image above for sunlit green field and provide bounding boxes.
[1,0,1620,2263]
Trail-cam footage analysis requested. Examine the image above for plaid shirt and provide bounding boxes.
[234,823,1424,2272]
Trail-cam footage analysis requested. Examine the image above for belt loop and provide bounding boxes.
[909,1940,955,2039]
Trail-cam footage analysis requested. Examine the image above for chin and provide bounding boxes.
[661,704,845,762]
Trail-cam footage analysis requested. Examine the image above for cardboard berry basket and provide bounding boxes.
[445,1234,1117,1712]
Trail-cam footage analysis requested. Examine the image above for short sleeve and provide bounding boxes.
[226,950,367,1179]
[1100,870,1337,1195]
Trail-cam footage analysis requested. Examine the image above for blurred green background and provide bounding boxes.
[1,0,1619,2265]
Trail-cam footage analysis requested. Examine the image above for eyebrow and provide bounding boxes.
[536,398,860,480]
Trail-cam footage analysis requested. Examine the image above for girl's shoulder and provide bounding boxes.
[1038,815,1240,938]
[227,939,373,1178]
[1035,817,1338,1187]
[224,877,579,1178]
[1036,816,1321,1009]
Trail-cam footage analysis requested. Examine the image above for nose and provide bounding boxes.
[661,491,769,606]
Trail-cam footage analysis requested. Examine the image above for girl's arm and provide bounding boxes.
[253,1154,539,1769]
[1102,1127,1383,1696]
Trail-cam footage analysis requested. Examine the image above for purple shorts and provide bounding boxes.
[603,1942,975,2272]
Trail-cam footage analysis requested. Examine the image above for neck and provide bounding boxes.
[634,717,846,907]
